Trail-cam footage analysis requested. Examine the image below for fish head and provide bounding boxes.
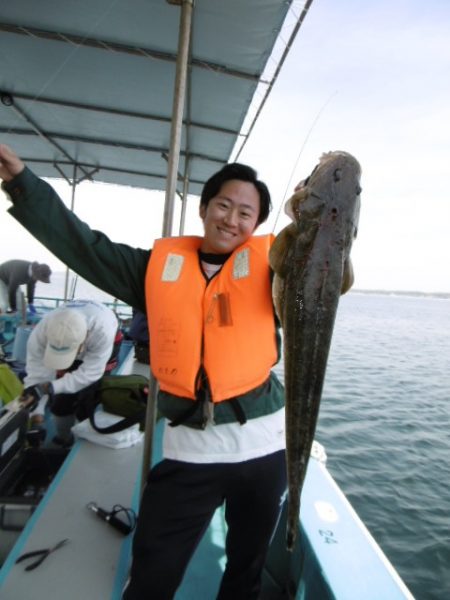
[284,152,360,227]
[307,150,361,244]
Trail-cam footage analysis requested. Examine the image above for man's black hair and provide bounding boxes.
[200,163,272,226]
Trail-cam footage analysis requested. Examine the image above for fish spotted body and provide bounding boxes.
[270,150,362,550]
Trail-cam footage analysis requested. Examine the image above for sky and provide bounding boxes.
[1,0,450,294]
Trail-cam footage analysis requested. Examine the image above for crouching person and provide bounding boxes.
[21,299,121,447]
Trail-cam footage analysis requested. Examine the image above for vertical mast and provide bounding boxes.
[162,0,194,237]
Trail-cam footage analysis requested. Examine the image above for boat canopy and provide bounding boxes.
[0,0,313,203]
[0,0,316,473]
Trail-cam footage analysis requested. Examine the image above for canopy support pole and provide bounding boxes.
[63,164,78,301]
[178,159,190,235]
[162,0,193,237]
[140,372,159,492]
[141,0,194,495]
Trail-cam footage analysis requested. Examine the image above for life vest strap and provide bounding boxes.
[228,398,247,425]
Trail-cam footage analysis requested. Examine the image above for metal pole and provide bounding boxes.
[162,0,193,237]
[63,164,77,301]
[178,162,190,235]
[140,373,159,495]
[141,0,194,493]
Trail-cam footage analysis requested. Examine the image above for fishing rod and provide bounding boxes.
[271,90,338,233]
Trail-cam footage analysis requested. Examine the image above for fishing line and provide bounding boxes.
[271,90,338,233]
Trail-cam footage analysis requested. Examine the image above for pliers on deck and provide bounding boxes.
[16,538,69,571]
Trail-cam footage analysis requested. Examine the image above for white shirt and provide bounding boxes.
[163,405,286,464]
[25,299,118,415]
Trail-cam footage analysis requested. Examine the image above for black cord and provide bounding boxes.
[87,502,137,535]
[111,504,137,533]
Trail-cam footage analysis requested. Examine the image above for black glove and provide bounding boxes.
[21,383,53,412]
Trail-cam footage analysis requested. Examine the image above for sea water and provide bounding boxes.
[289,292,449,600]
[36,276,449,599]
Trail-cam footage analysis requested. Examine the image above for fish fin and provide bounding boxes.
[269,222,298,275]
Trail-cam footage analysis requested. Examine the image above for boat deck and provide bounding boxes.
[0,353,148,599]
[0,438,141,599]
[0,346,415,599]
[0,354,230,600]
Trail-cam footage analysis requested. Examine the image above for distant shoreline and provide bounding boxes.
[353,289,450,300]
[45,272,450,301]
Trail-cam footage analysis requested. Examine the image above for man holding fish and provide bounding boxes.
[0,143,360,598]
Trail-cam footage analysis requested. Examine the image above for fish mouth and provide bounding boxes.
[284,198,295,220]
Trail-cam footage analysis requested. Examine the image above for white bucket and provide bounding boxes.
[12,326,32,363]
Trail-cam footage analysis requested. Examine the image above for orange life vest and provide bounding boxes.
[145,235,277,402]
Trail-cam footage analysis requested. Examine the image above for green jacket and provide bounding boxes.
[3,168,284,427]
[5,168,149,313]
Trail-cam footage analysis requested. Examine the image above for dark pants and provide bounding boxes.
[50,379,100,420]
[123,450,287,600]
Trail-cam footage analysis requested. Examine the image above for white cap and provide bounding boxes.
[44,308,88,370]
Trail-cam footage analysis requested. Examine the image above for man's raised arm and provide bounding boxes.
[0,144,25,182]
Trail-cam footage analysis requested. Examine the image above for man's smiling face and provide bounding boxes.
[199,179,260,254]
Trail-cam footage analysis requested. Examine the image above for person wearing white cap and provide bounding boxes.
[21,299,120,446]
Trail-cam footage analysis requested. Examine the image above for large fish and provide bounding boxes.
[270,150,362,550]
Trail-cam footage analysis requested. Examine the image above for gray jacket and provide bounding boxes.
[0,259,36,310]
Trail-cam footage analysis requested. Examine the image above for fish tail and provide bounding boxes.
[286,529,296,552]
[286,490,300,551]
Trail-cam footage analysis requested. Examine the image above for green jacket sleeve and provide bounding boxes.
[4,168,150,313]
